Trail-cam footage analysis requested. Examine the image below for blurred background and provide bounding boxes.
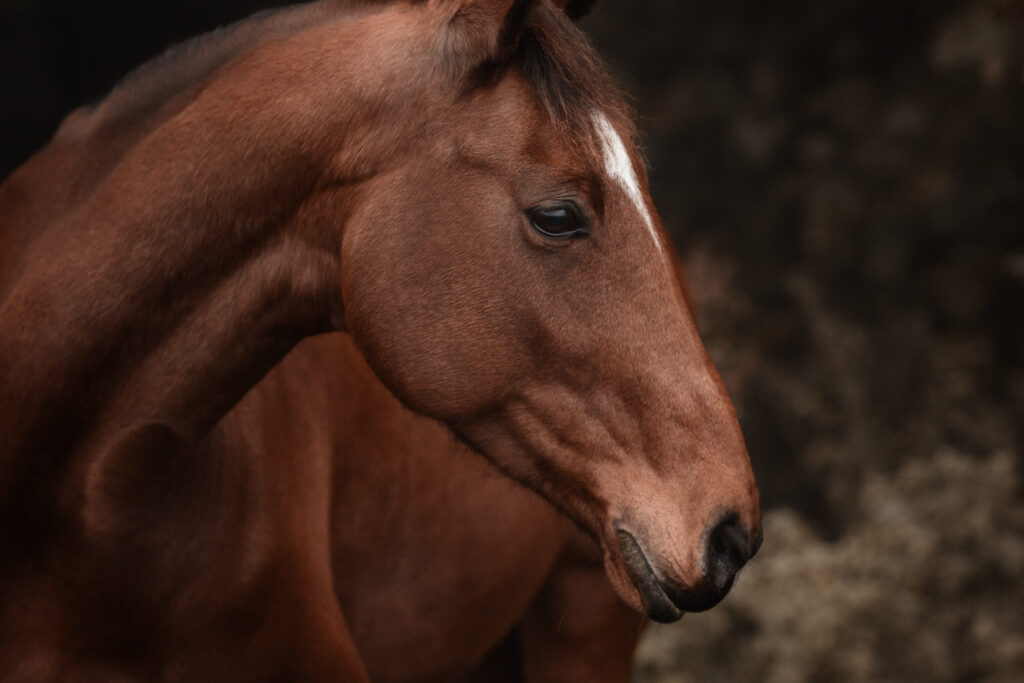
[2,0,1021,680]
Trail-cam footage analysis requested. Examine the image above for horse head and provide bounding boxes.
[296,0,760,622]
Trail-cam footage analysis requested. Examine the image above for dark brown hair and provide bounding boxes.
[466,2,635,147]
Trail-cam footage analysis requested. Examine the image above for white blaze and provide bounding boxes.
[591,110,663,256]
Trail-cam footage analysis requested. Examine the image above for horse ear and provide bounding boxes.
[439,0,539,70]
[552,0,596,20]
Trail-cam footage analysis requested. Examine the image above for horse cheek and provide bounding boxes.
[339,194,518,422]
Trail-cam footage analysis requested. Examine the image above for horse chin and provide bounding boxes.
[607,526,736,623]
[609,528,684,623]
[599,529,682,623]
[601,542,649,615]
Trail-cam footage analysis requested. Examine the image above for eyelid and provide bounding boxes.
[535,200,588,224]
[531,224,588,240]
[526,201,591,240]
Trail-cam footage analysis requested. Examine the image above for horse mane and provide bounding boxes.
[469,2,636,150]
[76,1,634,153]
[105,8,286,113]
[73,3,338,139]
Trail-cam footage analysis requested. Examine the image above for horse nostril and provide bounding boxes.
[705,515,753,594]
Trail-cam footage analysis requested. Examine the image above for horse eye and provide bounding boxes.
[526,204,589,240]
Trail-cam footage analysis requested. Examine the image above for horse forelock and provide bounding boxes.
[523,5,634,136]
[459,2,636,156]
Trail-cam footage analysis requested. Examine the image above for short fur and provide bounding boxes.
[0,0,759,679]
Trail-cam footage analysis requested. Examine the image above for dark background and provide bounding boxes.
[2,1,1021,680]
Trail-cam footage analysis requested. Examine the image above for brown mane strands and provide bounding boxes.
[463,1,636,155]
[91,1,631,161]
[519,3,634,140]
[60,0,631,174]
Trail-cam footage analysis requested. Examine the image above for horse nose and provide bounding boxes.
[704,514,759,594]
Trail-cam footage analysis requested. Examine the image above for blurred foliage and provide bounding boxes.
[1,0,1022,680]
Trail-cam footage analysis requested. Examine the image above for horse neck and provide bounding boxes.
[0,64,347,470]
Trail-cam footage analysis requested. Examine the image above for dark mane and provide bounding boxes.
[107,0,388,109]
[72,1,391,144]
[106,7,285,111]
[83,1,634,154]
[74,2,350,140]
[468,3,635,151]
[523,4,632,132]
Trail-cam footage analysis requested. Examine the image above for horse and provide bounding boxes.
[0,0,761,680]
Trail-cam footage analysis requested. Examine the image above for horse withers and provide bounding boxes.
[0,0,759,679]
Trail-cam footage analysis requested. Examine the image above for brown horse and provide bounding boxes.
[0,0,760,680]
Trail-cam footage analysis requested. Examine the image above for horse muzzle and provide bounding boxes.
[614,515,761,623]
